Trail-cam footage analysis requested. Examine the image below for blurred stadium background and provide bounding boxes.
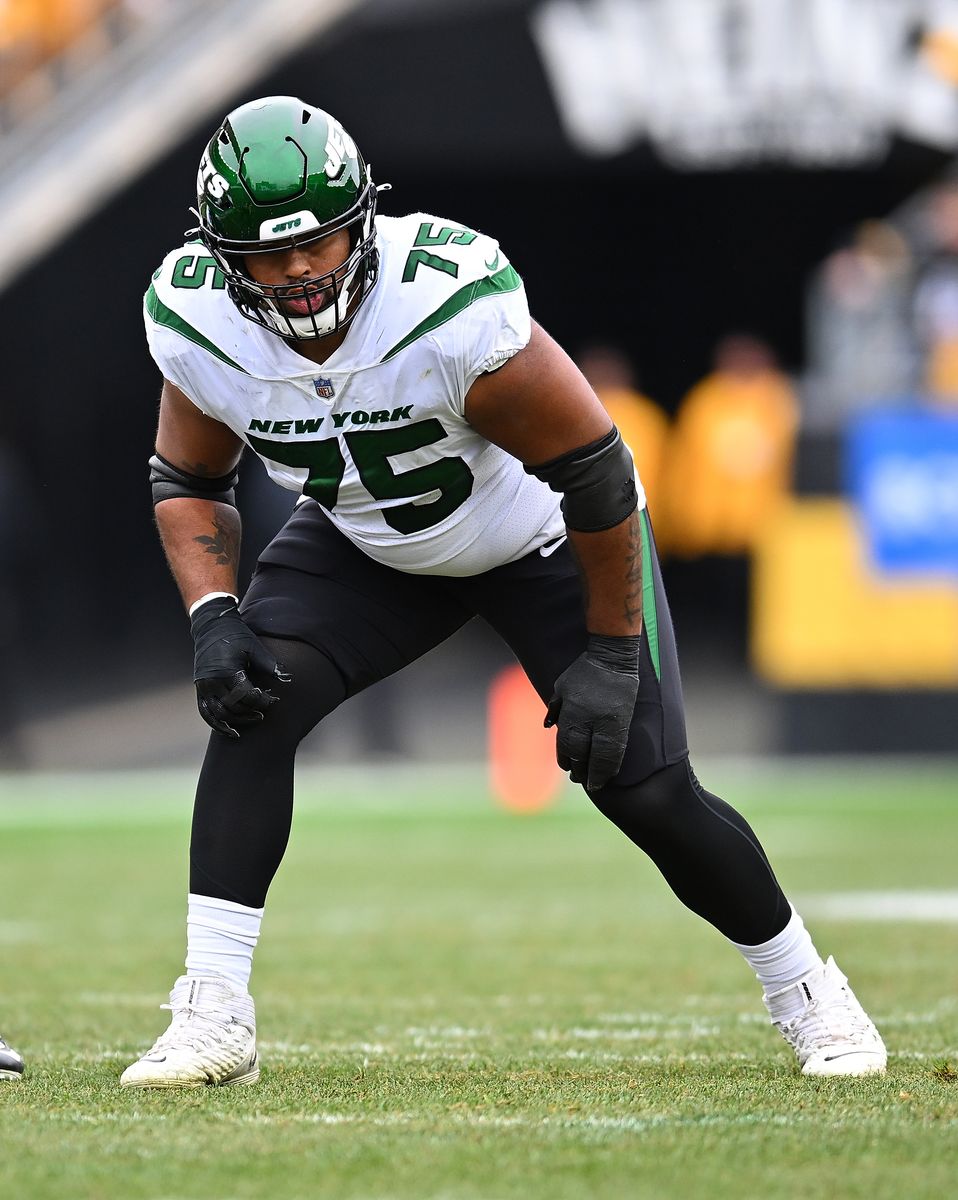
[0,0,955,771]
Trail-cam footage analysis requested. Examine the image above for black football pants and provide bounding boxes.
[190,503,791,944]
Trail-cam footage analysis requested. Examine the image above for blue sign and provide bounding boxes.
[846,407,958,576]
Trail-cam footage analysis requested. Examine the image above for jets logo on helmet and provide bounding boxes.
[324,120,357,182]
[193,96,388,341]
[197,152,230,201]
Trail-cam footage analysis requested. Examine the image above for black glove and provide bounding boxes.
[545,633,640,792]
[190,596,292,738]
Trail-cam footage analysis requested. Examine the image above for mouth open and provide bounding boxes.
[280,287,332,317]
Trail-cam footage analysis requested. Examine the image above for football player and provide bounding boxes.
[0,1033,23,1081]
[121,96,886,1088]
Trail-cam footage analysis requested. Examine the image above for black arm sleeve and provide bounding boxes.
[525,428,638,532]
[149,452,239,508]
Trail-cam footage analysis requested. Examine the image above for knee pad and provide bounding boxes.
[588,757,695,837]
[245,637,347,747]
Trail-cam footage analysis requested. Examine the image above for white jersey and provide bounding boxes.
[144,213,568,575]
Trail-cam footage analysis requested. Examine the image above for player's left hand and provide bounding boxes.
[545,634,640,792]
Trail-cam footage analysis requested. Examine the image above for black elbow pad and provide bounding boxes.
[149,453,239,508]
[526,428,637,532]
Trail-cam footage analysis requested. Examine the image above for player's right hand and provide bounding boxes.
[190,597,292,738]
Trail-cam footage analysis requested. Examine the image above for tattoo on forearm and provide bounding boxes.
[193,513,238,566]
[624,513,643,626]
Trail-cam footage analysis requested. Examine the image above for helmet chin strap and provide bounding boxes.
[261,260,360,340]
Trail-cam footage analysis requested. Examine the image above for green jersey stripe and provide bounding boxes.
[380,264,522,363]
[145,285,249,374]
[640,508,661,682]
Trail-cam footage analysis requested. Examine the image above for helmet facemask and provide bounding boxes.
[202,181,380,341]
[193,98,386,342]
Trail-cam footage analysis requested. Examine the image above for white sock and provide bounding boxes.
[185,893,263,990]
[730,906,824,1023]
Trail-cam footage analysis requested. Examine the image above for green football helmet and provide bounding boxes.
[195,95,383,340]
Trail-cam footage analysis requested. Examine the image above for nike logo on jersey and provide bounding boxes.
[485,251,500,272]
[539,536,567,558]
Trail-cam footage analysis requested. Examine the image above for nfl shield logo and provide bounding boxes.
[313,376,335,399]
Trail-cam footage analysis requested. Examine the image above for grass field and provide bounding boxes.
[1,759,956,1200]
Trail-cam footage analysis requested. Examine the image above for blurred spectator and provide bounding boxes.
[804,219,916,428]
[0,0,44,92]
[911,181,958,405]
[663,334,799,558]
[576,342,669,528]
[0,0,153,101]
[0,0,110,66]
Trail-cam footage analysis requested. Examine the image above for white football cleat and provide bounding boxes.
[767,956,887,1077]
[120,975,259,1089]
[0,1034,24,1081]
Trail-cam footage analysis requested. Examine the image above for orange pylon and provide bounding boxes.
[488,664,564,812]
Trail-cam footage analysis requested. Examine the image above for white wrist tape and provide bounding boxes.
[188,591,239,617]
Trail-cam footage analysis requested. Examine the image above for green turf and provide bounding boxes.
[0,760,956,1200]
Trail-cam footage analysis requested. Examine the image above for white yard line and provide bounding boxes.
[801,890,958,922]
